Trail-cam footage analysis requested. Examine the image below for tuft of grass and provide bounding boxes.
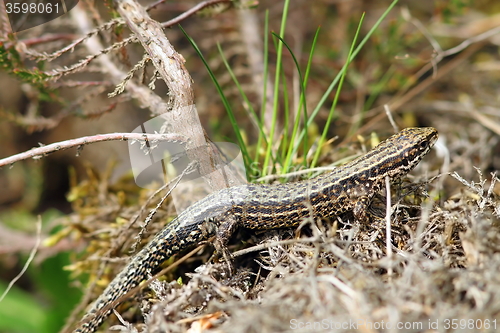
[193,0,400,181]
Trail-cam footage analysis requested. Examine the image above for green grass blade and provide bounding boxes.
[280,27,321,174]
[255,10,270,163]
[280,65,289,163]
[270,32,308,171]
[178,25,251,173]
[310,13,365,169]
[216,43,268,150]
[262,0,291,177]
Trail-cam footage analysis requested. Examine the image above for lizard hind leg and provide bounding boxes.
[353,195,389,226]
[213,214,239,273]
[353,196,371,224]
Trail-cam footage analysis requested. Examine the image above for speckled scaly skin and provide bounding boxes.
[75,127,438,332]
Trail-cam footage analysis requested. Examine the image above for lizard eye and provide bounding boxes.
[419,141,427,150]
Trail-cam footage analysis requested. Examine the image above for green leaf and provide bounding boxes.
[0,281,48,333]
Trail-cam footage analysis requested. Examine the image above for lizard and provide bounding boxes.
[74,127,438,332]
